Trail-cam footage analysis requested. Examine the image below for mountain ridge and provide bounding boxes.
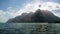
[6,9,60,23]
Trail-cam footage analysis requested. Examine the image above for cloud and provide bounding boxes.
[0,10,6,22]
[54,13,60,17]
[0,7,15,22]
[40,2,60,11]
[14,1,60,17]
[14,3,40,17]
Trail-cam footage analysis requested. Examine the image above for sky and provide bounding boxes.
[0,0,60,23]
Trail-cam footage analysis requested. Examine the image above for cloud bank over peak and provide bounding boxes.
[14,1,60,17]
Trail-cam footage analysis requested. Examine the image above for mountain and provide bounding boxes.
[6,9,60,23]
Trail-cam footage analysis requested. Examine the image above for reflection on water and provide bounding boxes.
[0,23,60,34]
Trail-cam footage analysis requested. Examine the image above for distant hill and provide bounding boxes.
[6,9,60,23]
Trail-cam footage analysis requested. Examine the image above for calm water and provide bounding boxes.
[0,23,60,34]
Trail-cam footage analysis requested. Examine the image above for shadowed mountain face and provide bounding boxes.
[6,9,60,23]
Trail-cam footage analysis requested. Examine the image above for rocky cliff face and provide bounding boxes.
[6,9,60,23]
